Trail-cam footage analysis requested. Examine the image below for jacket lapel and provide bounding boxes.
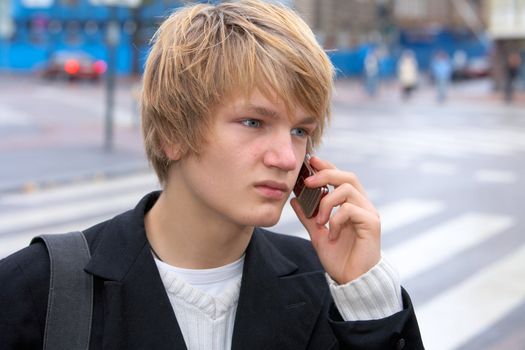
[85,192,187,350]
[84,192,328,350]
[231,229,328,350]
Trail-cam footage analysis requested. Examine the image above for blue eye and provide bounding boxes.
[291,128,308,137]
[241,119,261,128]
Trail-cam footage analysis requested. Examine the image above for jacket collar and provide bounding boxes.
[85,191,301,282]
[84,191,159,281]
[84,191,328,349]
[85,192,187,349]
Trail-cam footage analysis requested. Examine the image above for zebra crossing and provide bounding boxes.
[1,101,524,349]
[0,172,160,258]
[324,125,525,160]
[0,170,521,350]
[417,244,525,350]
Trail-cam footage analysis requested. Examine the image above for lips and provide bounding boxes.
[254,180,290,199]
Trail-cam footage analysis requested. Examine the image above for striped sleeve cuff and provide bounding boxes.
[326,256,403,321]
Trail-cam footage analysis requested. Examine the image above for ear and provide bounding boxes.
[163,142,182,161]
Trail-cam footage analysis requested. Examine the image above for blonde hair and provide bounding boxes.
[141,0,334,184]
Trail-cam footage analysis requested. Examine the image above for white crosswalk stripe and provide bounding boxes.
[0,192,149,234]
[280,198,445,239]
[379,199,444,233]
[0,173,159,257]
[0,105,30,126]
[0,216,109,259]
[417,244,525,350]
[385,212,515,281]
[1,172,159,206]
[474,169,518,184]
[326,121,525,160]
[0,174,158,234]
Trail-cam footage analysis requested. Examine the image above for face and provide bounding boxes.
[169,89,318,228]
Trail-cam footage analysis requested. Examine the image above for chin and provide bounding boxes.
[252,216,281,228]
[241,204,284,227]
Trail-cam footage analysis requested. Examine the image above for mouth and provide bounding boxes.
[254,180,290,200]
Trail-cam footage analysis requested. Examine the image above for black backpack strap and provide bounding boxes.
[31,232,93,350]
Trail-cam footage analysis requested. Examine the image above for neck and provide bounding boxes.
[145,188,253,270]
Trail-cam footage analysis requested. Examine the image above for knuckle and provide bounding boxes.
[346,171,358,182]
[339,182,353,193]
[341,202,353,211]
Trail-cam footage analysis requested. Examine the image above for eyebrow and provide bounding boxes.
[246,105,318,125]
[247,105,278,118]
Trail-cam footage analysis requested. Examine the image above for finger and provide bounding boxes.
[305,169,368,198]
[309,156,336,171]
[328,202,381,241]
[316,183,377,225]
[290,198,328,245]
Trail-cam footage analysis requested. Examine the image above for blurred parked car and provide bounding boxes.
[41,51,107,81]
[452,55,490,80]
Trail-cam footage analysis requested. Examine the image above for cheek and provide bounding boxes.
[240,141,265,163]
[295,147,306,166]
[250,149,262,162]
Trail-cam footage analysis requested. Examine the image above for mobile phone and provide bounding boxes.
[293,154,329,218]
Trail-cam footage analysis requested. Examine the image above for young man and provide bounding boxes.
[0,1,424,349]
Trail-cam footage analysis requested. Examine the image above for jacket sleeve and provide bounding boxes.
[0,243,49,349]
[328,288,425,350]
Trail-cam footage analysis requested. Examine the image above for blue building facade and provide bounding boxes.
[0,0,207,73]
[1,0,489,77]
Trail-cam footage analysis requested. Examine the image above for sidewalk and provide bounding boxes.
[0,74,149,194]
[0,145,149,194]
[333,77,525,107]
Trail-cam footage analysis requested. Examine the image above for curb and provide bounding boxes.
[0,162,151,195]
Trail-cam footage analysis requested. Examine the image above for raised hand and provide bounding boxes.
[290,156,381,284]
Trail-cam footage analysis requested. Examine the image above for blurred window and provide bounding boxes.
[123,20,137,36]
[29,16,49,46]
[7,20,21,43]
[84,21,99,44]
[61,0,79,6]
[138,23,156,44]
[48,20,62,35]
[65,21,82,45]
[85,21,98,36]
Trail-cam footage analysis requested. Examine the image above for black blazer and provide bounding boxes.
[0,191,424,349]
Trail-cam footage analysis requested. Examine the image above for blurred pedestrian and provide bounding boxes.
[363,49,380,97]
[397,50,419,100]
[504,52,522,103]
[452,50,467,80]
[430,50,453,103]
[0,1,423,349]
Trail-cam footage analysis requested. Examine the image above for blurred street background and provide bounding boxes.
[1,0,525,349]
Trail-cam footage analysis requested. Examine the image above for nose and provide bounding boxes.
[263,134,298,171]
